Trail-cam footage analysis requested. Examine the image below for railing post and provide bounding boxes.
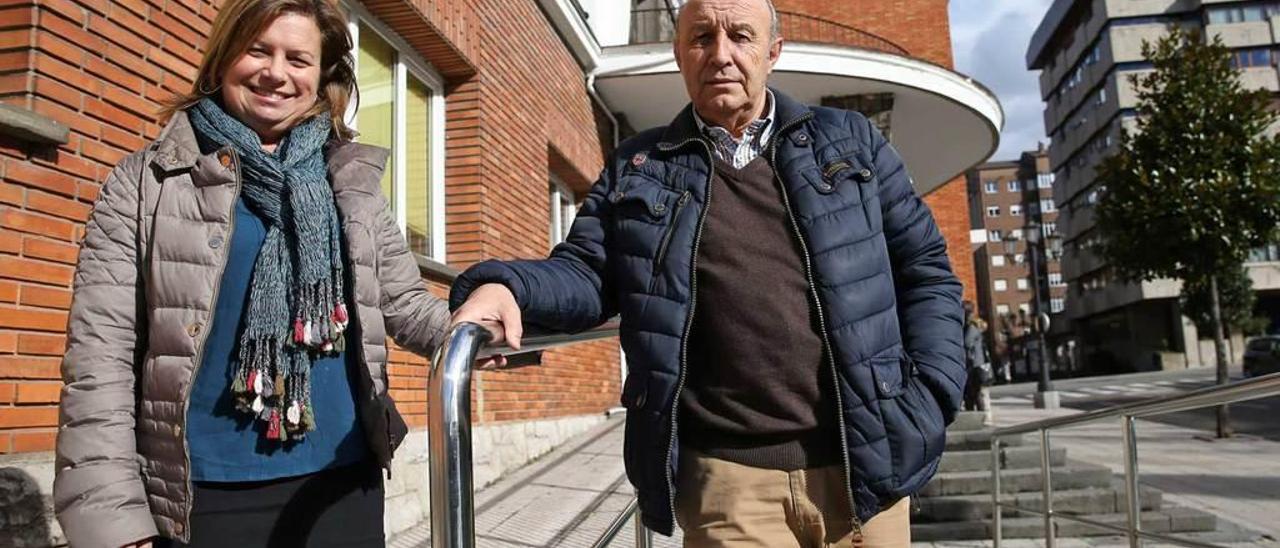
[1041,429,1055,548]
[634,511,652,548]
[991,437,1002,547]
[1122,415,1142,548]
[428,322,493,548]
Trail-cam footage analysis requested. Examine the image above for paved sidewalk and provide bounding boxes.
[390,399,1280,548]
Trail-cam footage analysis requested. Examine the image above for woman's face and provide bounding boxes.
[221,12,323,146]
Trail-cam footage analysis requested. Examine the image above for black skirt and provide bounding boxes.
[157,461,386,548]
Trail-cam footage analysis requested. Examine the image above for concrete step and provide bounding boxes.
[947,411,988,433]
[945,429,1030,451]
[920,462,1112,497]
[939,446,1068,473]
[912,485,1163,523]
[911,506,1218,540]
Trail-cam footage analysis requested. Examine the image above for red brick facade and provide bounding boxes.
[0,0,975,453]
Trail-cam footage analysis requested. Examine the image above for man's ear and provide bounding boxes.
[766,36,783,72]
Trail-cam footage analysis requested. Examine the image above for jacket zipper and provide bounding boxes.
[659,137,714,529]
[653,191,692,273]
[180,149,242,539]
[767,113,864,536]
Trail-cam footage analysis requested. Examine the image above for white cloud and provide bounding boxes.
[950,0,1057,162]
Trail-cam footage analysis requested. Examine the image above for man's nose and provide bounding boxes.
[706,33,734,67]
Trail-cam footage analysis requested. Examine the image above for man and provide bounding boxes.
[450,0,965,545]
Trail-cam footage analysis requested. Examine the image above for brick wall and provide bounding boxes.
[774,0,954,68]
[0,0,620,453]
[0,0,217,453]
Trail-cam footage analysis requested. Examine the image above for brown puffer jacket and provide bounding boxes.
[53,111,451,548]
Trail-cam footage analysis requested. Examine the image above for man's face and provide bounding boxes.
[674,0,781,127]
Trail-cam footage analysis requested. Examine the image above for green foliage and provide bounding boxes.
[1096,27,1280,286]
[1180,265,1269,336]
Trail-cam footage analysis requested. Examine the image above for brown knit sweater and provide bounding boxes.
[679,156,839,471]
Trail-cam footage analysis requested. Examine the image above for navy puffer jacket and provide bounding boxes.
[450,90,965,535]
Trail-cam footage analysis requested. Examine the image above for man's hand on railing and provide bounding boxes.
[450,283,523,368]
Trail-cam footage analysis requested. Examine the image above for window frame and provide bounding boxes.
[549,174,577,249]
[344,3,448,264]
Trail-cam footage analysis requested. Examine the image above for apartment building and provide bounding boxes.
[968,147,1070,379]
[1027,0,1280,374]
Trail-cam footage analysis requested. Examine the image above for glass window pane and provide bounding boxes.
[357,25,397,208]
[405,75,432,256]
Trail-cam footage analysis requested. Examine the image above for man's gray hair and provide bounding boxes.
[673,0,781,41]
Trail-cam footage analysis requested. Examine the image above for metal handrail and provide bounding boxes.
[428,321,651,548]
[989,372,1280,548]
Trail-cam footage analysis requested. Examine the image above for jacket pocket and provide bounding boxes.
[870,356,942,484]
[653,191,691,273]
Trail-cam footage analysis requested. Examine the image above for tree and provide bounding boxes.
[1095,27,1280,438]
[1180,265,1270,339]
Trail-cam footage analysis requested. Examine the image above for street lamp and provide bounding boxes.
[1025,220,1059,409]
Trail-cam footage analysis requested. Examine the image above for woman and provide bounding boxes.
[53,1,450,546]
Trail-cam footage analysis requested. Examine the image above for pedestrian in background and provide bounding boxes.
[963,301,993,422]
[53,1,451,546]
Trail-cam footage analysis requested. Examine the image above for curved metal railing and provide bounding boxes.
[989,371,1280,548]
[428,321,651,548]
[628,8,910,57]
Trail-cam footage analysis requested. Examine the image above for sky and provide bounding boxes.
[949,0,1057,162]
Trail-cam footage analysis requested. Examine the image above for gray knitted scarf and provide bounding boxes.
[188,98,347,442]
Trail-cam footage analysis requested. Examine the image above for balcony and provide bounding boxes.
[579,5,1003,196]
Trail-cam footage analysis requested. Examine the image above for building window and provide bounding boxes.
[1014,253,1026,264]
[992,255,1006,267]
[994,279,1008,292]
[1232,47,1273,69]
[1043,222,1058,237]
[1010,204,1023,217]
[349,11,447,262]
[984,181,998,193]
[1007,180,1021,192]
[997,304,1010,316]
[989,229,1003,241]
[1019,303,1032,316]
[1009,229,1023,241]
[1049,272,1065,286]
[1050,298,1066,313]
[1041,199,1057,213]
[1037,173,1054,189]
[987,206,1001,217]
[1017,278,1029,291]
[549,177,576,247]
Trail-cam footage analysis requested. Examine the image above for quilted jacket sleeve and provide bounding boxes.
[54,154,160,548]
[374,202,451,357]
[449,166,618,333]
[866,118,967,424]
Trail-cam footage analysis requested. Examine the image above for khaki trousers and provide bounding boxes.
[675,450,911,548]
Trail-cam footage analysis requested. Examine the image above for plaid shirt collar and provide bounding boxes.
[692,90,776,169]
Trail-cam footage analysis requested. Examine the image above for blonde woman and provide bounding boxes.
[53,1,450,546]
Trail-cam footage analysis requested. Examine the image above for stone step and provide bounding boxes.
[947,411,988,433]
[910,506,1217,541]
[912,485,1163,523]
[939,446,1068,473]
[920,462,1113,497]
[945,429,1030,451]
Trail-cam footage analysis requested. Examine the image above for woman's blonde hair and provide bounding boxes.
[159,0,356,140]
